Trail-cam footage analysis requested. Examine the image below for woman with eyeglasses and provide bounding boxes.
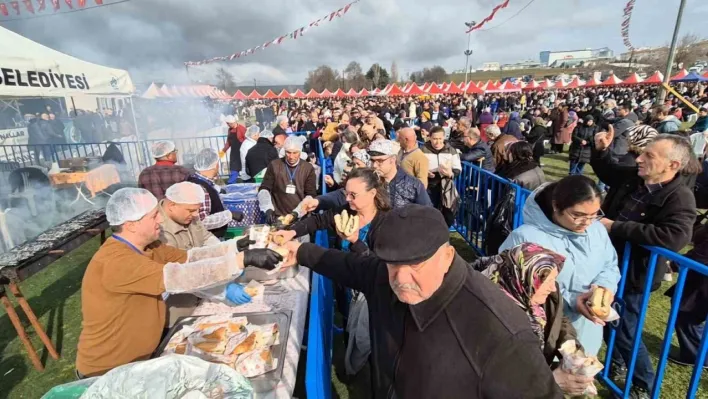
[499,175,621,357]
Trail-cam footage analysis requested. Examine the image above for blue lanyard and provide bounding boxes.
[286,163,300,183]
[112,235,144,255]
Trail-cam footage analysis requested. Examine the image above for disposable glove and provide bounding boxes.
[224,282,251,305]
[243,248,283,270]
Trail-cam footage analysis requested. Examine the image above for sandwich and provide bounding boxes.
[334,209,359,237]
[588,287,612,319]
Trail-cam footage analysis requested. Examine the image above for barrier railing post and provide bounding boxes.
[687,313,708,398]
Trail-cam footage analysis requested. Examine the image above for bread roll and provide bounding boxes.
[202,327,228,341]
[589,287,611,319]
[194,340,226,353]
[232,333,257,355]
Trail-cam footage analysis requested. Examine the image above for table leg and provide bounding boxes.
[0,289,44,371]
[100,229,106,244]
[8,282,59,360]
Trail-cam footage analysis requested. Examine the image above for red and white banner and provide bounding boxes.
[465,0,510,33]
[621,0,636,51]
[0,0,103,17]
[185,0,359,66]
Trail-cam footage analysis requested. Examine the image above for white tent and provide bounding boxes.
[0,26,134,97]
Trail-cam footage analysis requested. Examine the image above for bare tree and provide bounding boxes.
[214,67,237,94]
[366,64,390,89]
[304,65,341,91]
[409,66,448,83]
[391,61,399,83]
[344,61,367,90]
[674,33,704,69]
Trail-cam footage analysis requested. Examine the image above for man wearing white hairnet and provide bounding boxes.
[239,125,260,181]
[273,114,289,136]
[220,116,247,184]
[187,148,237,238]
[258,135,317,224]
[159,182,223,249]
[76,188,282,378]
[138,140,191,200]
[244,129,279,182]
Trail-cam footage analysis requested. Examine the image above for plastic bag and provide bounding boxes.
[187,240,237,263]
[257,190,274,212]
[41,378,99,399]
[559,340,604,396]
[164,251,241,293]
[202,209,233,230]
[81,354,253,399]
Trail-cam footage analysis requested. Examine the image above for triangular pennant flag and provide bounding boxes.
[50,0,60,10]
[9,1,20,14]
[78,0,86,6]
[64,0,73,9]
[22,0,34,13]
[94,0,102,3]
[0,3,8,16]
[275,35,287,44]
[37,0,46,11]
[342,2,352,15]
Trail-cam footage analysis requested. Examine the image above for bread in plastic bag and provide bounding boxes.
[80,354,253,398]
[559,339,604,396]
[235,348,277,378]
[187,239,237,263]
[164,251,241,294]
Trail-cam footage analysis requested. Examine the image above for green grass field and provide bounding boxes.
[0,152,706,398]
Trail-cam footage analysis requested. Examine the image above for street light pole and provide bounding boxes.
[464,21,474,86]
[656,0,687,105]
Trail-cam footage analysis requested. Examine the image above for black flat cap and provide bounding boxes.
[374,205,449,265]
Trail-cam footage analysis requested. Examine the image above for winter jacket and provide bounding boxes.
[590,149,697,294]
[693,115,708,132]
[259,158,317,216]
[503,116,524,140]
[239,136,258,180]
[460,140,495,171]
[656,115,682,133]
[421,142,461,192]
[296,246,563,399]
[244,137,278,179]
[568,123,597,163]
[500,184,620,356]
[506,165,545,191]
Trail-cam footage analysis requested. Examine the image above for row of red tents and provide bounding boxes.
[143,69,708,100]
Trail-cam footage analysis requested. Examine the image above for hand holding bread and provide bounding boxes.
[334,209,360,242]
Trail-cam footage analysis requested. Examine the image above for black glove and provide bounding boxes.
[231,210,244,222]
[244,248,283,270]
[264,209,277,225]
[236,237,255,252]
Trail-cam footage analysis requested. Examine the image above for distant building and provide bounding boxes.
[480,62,501,71]
[501,60,543,70]
[540,47,614,67]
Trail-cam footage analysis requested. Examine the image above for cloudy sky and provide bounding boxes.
[3,0,708,87]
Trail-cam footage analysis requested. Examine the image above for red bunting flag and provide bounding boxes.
[0,3,8,16]
[465,0,510,33]
[78,0,86,6]
[64,0,72,8]
[9,1,19,14]
[620,0,636,51]
[94,0,102,3]
[37,0,46,11]
[50,0,60,10]
[22,0,33,13]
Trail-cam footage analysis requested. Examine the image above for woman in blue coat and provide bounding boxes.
[500,175,620,356]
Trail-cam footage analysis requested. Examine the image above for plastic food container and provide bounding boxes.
[153,310,292,393]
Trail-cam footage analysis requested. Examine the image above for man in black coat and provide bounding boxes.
[592,131,697,397]
[281,205,563,399]
[244,132,282,181]
[459,127,495,171]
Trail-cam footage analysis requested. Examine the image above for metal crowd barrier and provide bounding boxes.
[452,161,708,398]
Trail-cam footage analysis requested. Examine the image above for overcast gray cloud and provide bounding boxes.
[2,0,707,87]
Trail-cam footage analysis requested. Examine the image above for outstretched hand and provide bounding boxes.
[594,124,614,151]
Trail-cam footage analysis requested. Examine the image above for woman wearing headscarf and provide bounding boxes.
[496,142,545,190]
[568,115,597,175]
[478,108,494,141]
[527,117,550,165]
[503,111,524,140]
[554,110,578,154]
[471,243,594,397]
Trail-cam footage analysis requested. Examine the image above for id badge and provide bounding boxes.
[286,184,296,194]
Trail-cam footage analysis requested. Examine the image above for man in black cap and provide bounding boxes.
[281,205,562,399]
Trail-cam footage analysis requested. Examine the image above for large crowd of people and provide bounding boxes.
[64,80,708,398]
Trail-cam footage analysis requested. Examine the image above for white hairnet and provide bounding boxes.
[194,148,220,171]
[260,130,274,139]
[245,125,260,139]
[224,115,236,124]
[165,182,205,205]
[284,135,306,152]
[151,140,176,159]
[106,188,158,226]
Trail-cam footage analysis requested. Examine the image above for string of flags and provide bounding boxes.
[465,0,510,33]
[621,0,636,51]
[184,0,359,67]
[0,0,103,17]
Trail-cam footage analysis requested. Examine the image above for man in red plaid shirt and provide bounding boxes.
[138,140,191,200]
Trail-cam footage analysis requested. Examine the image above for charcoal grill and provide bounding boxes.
[0,208,109,371]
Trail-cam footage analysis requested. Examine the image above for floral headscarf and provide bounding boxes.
[476,243,566,349]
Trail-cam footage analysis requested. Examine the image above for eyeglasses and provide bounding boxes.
[344,191,363,200]
[371,156,393,165]
[564,208,605,224]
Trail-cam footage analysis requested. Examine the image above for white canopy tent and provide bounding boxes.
[0,26,134,97]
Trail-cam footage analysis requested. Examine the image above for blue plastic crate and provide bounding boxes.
[222,197,260,227]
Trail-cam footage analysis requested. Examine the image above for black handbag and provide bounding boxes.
[483,187,516,256]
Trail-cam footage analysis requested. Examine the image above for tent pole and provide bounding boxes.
[129,97,148,170]
[70,97,78,117]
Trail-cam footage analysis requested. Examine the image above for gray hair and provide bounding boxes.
[604,99,617,109]
[458,117,472,130]
[653,134,693,169]
[342,129,359,144]
[466,127,480,141]
[485,125,502,140]
[276,115,288,125]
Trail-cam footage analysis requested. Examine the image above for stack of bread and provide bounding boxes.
[162,315,280,378]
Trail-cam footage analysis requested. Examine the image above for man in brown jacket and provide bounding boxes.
[397,127,429,188]
[258,135,317,224]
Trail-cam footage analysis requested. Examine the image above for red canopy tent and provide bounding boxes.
[538,79,553,89]
[643,71,664,84]
[441,82,451,91]
[406,84,426,96]
[386,84,406,96]
[703,71,708,79]
[346,88,358,97]
[487,80,501,91]
[320,89,333,97]
[444,82,462,94]
[305,89,320,98]
[488,80,521,93]
[622,73,644,85]
[427,83,444,94]
[381,84,392,94]
[292,89,306,99]
[247,89,262,99]
[464,81,483,94]
[371,88,380,95]
[232,90,247,100]
[601,74,623,86]
[262,89,278,99]
[553,80,568,89]
[333,88,347,98]
[584,77,601,87]
[359,88,370,96]
[401,83,412,92]
[421,82,431,92]
[277,89,291,99]
[566,77,584,89]
[521,80,540,91]
[670,69,688,81]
